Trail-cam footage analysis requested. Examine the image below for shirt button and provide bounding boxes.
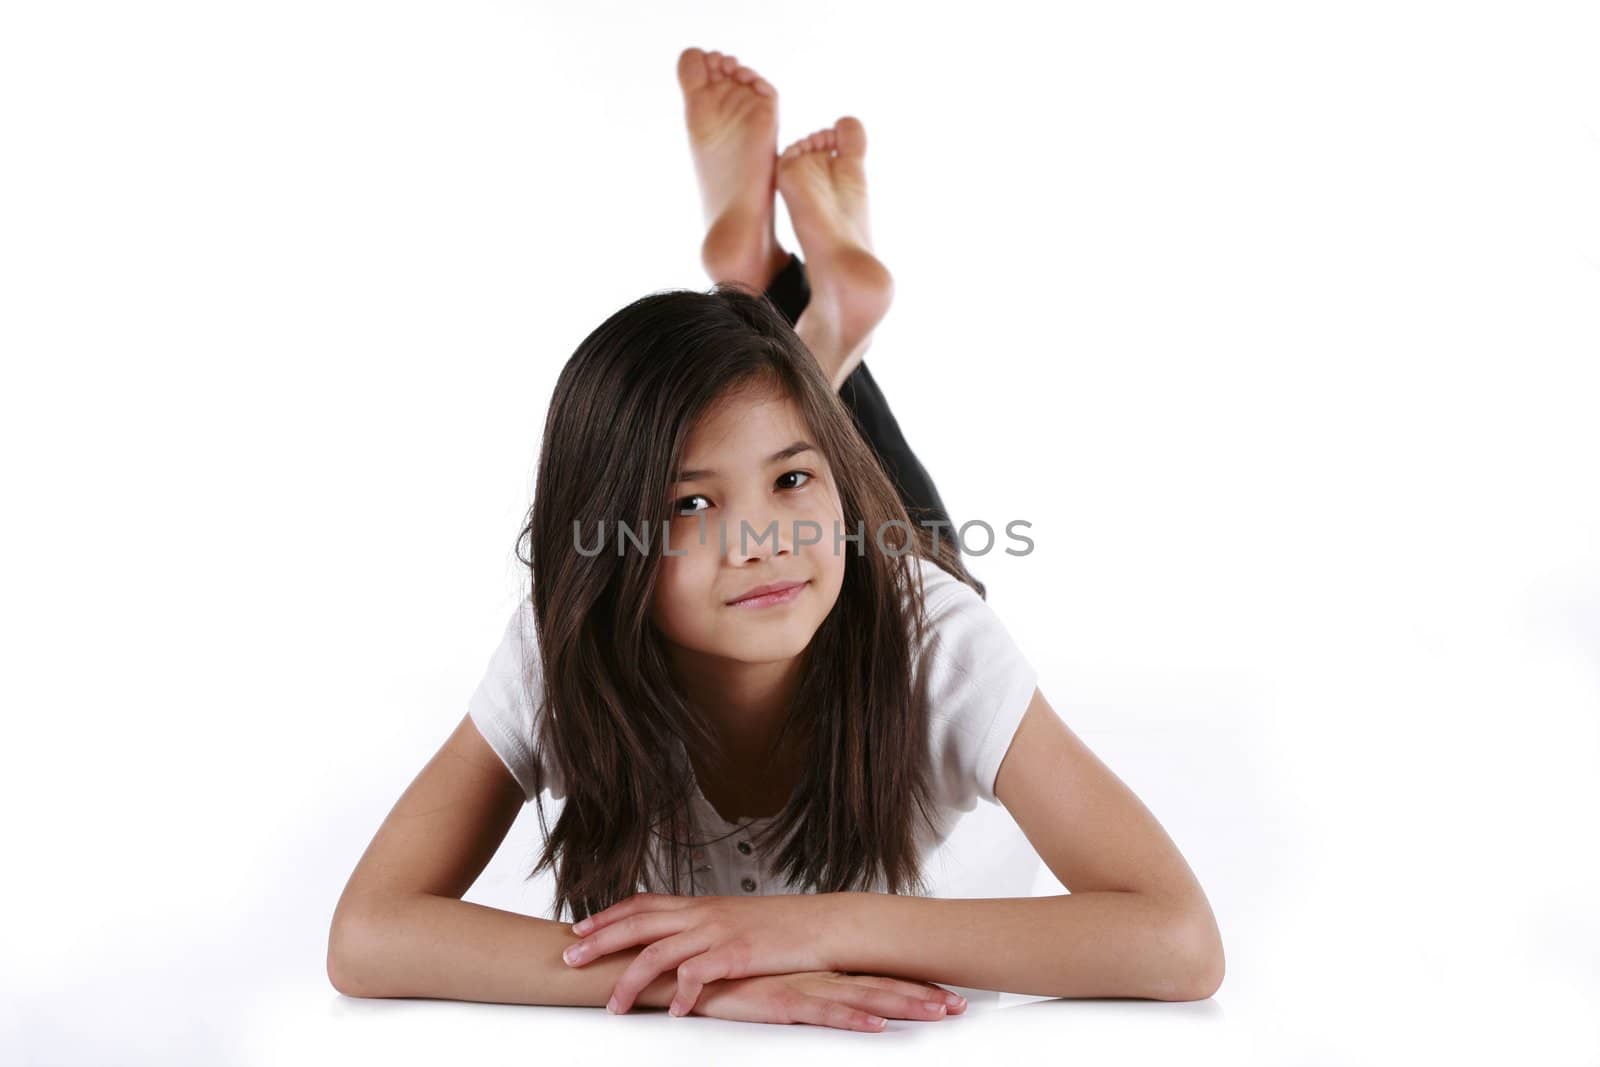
[740,877,757,892]
[736,841,753,855]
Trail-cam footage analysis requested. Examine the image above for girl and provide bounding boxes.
[328,47,1224,1033]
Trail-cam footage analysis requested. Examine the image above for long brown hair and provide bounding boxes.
[515,283,985,922]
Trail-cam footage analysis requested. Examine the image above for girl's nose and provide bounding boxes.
[723,509,795,562]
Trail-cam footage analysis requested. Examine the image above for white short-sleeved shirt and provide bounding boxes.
[467,555,1039,898]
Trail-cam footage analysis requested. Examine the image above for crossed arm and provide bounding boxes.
[564,688,1224,1011]
[564,886,1219,1016]
[329,690,1223,1009]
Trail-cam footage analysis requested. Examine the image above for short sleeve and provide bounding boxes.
[466,598,565,803]
[914,558,1039,809]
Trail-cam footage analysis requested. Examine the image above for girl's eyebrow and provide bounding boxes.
[675,440,815,482]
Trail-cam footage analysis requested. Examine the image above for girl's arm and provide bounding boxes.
[326,714,678,1008]
[825,688,1225,1001]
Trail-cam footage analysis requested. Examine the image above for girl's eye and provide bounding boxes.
[778,470,813,491]
[672,471,812,515]
[673,494,711,516]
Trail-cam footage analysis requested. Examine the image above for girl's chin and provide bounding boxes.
[712,626,820,663]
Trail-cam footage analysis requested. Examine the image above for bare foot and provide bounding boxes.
[678,47,790,292]
[776,117,894,389]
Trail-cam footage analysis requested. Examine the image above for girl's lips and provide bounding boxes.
[726,580,809,609]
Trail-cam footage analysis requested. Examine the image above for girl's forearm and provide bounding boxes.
[823,891,1223,1002]
[327,893,677,1008]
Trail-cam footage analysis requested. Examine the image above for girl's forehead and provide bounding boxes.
[684,385,810,452]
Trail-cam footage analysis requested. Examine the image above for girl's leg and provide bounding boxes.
[763,253,961,552]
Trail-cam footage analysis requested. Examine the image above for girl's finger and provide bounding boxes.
[814,980,954,1022]
[787,992,890,1033]
[572,892,684,936]
[669,944,744,1016]
[565,910,685,969]
[608,929,714,1014]
[829,974,968,1013]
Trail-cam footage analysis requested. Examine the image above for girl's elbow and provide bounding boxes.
[1150,907,1225,1001]
[327,913,387,999]
[1182,938,1226,1001]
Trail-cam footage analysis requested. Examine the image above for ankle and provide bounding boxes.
[795,308,847,389]
[760,241,792,290]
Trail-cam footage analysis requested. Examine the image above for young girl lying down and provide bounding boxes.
[327,46,1224,1033]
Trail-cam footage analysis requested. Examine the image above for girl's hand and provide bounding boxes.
[563,892,841,1015]
[688,970,968,1031]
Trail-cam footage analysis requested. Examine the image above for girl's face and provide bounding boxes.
[649,382,847,664]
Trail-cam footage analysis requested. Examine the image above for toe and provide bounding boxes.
[676,47,710,92]
[834,116,867,158]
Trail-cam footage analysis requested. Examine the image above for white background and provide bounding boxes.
[3,1,1597,1064]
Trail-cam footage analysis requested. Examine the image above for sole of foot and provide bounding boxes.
[776,116,894,388]
[677,46,789,292]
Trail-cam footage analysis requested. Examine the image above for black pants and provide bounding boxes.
[761,253,959,548]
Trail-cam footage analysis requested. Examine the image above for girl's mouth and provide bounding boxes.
[726,579,809,609]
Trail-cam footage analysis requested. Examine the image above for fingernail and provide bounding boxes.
[573,919,591,935]
[562,945,581,964]
[866,1015,886,1028]
[606,997,618,1014]
[949,994,966,1007]
[923,1000,946,1013]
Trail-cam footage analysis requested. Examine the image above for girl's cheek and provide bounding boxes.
[665,516,713,556]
